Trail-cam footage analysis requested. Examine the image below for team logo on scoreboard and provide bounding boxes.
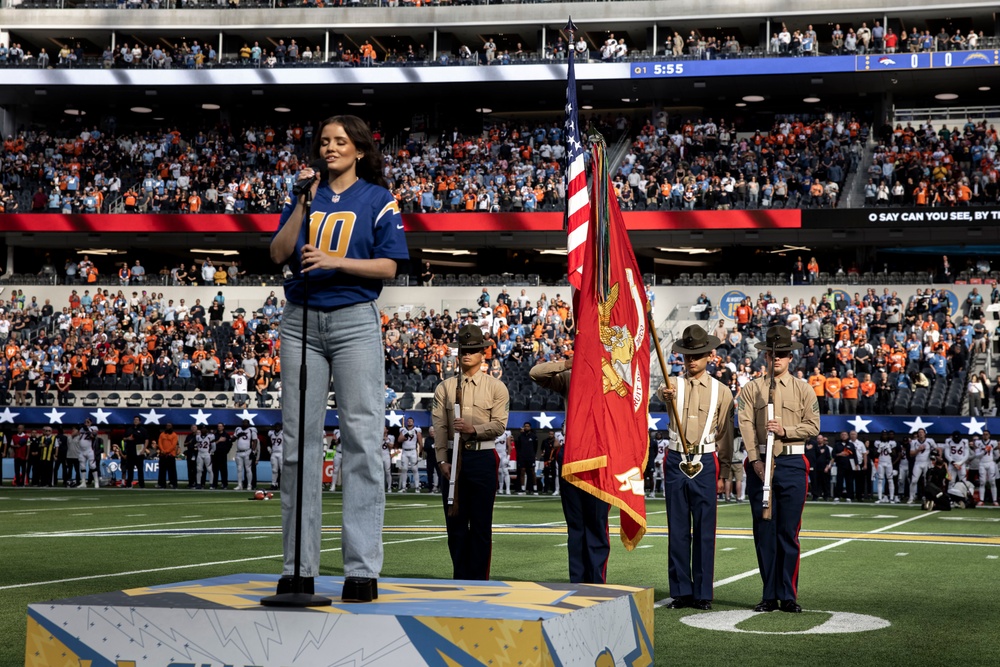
[877,57,897,66]
[963,52,990,64]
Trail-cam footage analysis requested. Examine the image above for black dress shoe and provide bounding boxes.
[753,599,778,612]
[666,596,693,609]
[341,577,378,603]
[779,599,802,613]
[275,575,314,595]
[693,599,712,610]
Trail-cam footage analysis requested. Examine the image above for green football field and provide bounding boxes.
[2,487,999,667]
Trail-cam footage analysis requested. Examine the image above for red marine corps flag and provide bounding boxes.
[564,130,650,550]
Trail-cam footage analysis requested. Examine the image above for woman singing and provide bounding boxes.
[270,115,409,603]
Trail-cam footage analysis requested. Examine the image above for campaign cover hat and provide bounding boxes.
[672,325,721,355]
[451,324,489,351]
[755,325,803,352]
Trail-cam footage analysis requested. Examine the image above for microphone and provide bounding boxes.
[292,158,328,196]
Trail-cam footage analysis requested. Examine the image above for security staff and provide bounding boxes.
[36,426,58,487]
[658,326,734,610]
[212,423,231,489]
[122,416,150,488]
[432,324,509,580]
[423,426,438,493]
[739,325,820,614]
[530,357,612,584]
[156,423,179,489]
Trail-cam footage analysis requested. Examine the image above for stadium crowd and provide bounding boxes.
[0,113,865,215]
[661,284,998,418]
[864,119,1000,208]
[3,11,997,68]
[1,277,998,505]
[1,254,997,415]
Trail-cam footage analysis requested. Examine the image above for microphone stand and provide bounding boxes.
[262,178,332,608]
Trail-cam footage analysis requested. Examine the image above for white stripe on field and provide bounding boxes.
[0,500,255,514]
[0,535,447,591]
[3,515,275,539]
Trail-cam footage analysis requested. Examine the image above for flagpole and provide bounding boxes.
[563,16,577,235]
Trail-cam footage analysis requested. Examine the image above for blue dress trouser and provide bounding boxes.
[664,449,719,600]
[561,480,610,584]
[746,454,808,602]
[441,448,498,580]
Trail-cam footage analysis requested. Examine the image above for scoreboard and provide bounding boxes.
[631,49,1000,79]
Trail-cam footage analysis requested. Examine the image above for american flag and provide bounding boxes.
[564,39,589,291]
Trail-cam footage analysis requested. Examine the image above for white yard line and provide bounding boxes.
[3,515,281,539]
[0,499,253,514]
[654,511,938,608]
[0,535,447,592]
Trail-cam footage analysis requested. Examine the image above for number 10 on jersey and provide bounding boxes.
[309,211,357,258]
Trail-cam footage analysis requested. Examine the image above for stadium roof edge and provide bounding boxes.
[1,1,999,31]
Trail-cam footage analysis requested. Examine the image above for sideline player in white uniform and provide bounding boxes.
[269,424,283,490]
[907,429,935,504]
[974,430,999,506]
[874,431,897,503]
[943,430,969,484]
[233,419,257,491]
[552,428,564,495]
[396,417,422,492]
[496,429,512,495]
[650,431,668,498]
[381,427,393,492]
[76,418,99,488]
[194,426,216,489]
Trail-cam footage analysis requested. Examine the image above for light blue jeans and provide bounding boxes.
[280,300,385,579]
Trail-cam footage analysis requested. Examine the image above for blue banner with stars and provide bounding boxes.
[0,407,992,438]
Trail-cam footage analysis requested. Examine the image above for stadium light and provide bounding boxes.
[742,95,765,102]
[76,249,125,256]
[655,247,720,255]
[769,245,811,254]
[422,249,476,256]
[191,249,240,256]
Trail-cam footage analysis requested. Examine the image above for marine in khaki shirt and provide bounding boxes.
[431,370,509,460]
[431,324,509,581]
[738,371,820,466]
[737,325,820,614]
[656,325,734,609]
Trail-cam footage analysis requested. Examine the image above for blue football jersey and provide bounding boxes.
[275,178,409,310]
